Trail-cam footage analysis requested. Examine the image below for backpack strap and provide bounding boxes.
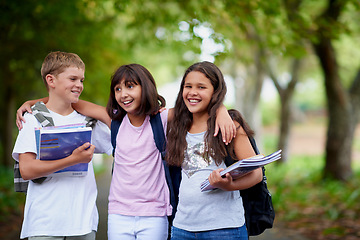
[31,101,55,127]
[110,113,166,157]
[110,119,122,157]
[14,101,54,192]
[149,113,180,229]
[149,113,166,158]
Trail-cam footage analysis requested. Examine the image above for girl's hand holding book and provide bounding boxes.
[208,168,235,191]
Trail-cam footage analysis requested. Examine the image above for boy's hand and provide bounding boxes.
[208,168,234,191]
[71,142,95,163]
[16,101,33,130]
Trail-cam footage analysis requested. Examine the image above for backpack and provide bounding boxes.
[110,113,181,223]
[14,101,97,193]
[224,137,275,236]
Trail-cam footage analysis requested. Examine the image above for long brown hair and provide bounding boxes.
[106,64,166,121]
[167,62,255,166]
[167,61,245,166]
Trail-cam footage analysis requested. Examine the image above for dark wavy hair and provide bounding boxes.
[167,61,254,166]
[167,62,255,166]
[106,64,166,121]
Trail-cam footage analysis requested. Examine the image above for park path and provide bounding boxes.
[94,158,112,240]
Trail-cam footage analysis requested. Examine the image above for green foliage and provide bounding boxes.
[0,166,25,221]
[265,154,360,238]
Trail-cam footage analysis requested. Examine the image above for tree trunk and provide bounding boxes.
[313,38,353,180]
[5,92,15,167]
[0,64,16,167]
[277,88,292,163]
[273,59,300,162]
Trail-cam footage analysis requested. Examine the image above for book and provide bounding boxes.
[35,124,92,177]
[200,150,282,192]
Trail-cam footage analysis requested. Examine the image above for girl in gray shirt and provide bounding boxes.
[166,61,263,240]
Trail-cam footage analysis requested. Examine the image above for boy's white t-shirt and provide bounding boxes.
[12,110,112,239]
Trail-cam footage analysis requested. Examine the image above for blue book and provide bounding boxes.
[35,125,92,177]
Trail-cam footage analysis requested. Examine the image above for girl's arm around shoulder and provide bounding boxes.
[16,97,49,130]
[208,122,262,191]
[19,142,95,180]
[215,105,237,144]
[73,100,111,128]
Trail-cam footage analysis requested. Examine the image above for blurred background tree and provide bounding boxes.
[1,0,360,239]
[1,0,359,180]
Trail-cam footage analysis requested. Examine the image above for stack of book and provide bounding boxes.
[35,123,92,177]
[200,150,282,192]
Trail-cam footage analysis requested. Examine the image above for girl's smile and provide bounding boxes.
[114,79,142,116]
[183,71,214,116]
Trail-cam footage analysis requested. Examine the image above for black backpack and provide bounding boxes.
[225,137,275,236]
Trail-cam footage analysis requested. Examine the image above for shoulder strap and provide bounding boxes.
[31,101,55,127]
[110,119,122,157]
[249,137,260,155]
[225,136,259,167]
[110,113,166,157]
[149,113,166,158]
[14,101,54,193]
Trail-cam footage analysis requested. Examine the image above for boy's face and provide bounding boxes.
[50,67,85,104]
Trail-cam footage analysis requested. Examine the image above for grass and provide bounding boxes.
[263,134,360,239]
[267,159,360,239]
[0,167,25,222]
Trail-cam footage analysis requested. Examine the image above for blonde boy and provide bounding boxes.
[12,51,112,240]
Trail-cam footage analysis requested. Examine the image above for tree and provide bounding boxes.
[283,0,360,180]
[0,0,119,166]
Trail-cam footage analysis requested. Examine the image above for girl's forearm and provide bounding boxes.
[73,100,111,128]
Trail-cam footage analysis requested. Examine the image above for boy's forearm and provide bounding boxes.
[73,100,111,128]
[19,152,87,180]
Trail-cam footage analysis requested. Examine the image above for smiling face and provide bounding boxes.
[182,71,214,117]
[49,66,84,104]
[114,79,142,116]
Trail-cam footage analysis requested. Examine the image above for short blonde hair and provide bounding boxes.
[41,51,85,89]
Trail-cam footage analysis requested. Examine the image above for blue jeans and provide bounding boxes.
[171,225,248,240]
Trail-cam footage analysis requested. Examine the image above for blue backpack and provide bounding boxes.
[110,113,181,224]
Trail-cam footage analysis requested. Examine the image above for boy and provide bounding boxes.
[12,51,112,240]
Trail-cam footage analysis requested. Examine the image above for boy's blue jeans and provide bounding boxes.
[171,225,248,240]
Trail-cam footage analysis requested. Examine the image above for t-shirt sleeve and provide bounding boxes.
[12,113,39,162]
[92,120,112,155]
[160,109,168,139]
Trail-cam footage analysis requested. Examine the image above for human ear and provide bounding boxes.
[46,74,56,88]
